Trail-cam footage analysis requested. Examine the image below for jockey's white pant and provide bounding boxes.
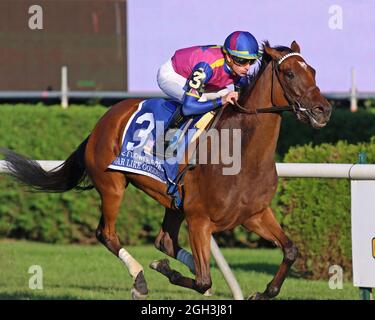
[157,59,229,102]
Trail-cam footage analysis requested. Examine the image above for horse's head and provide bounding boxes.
[264,41,332,128]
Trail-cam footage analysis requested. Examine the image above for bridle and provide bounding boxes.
[234,52,318,116]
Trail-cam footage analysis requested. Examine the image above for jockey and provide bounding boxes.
[157,31,260,122]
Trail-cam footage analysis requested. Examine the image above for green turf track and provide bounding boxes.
[0,240,359,300]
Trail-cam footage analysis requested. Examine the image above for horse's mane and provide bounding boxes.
[238,41,293,104]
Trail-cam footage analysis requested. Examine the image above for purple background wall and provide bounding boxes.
[127,0,375,93]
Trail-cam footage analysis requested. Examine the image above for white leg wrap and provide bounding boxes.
[176,248,195,274]
[118,248,144,279]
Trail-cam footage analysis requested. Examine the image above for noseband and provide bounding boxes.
[235,52,317,115]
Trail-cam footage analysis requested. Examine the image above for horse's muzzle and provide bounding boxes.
[309,104,332,128]
[296,104,332,129]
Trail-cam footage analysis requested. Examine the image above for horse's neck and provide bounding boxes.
[216,63,282,175]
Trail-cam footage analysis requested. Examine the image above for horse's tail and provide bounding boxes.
[1,137,93,193]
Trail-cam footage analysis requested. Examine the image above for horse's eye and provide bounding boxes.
[285,71,294,79]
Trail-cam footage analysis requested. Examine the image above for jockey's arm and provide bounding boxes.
[182,93,222,116]
[181,62,222,117]
[183,88,238,116]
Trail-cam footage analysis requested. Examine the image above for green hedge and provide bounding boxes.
[0,104,171,245]
[277,108,375,159]
[275,139,375,280]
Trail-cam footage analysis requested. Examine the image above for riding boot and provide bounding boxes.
[153,106,185,159]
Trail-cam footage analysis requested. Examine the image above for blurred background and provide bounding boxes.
[0,0,374,105]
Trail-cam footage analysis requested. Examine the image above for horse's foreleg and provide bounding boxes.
[188,216,213,294]
[242,207,298,300]
[94,171,148,299]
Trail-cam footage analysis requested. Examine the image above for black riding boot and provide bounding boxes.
[153,106,185,159]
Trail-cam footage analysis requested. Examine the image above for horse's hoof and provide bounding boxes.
[133,271,148,297]
[149,259,170,273]
[203,288,213,296]
[248,292,268,300]
[131,287,148,300]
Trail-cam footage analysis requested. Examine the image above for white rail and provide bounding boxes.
[0,90,374,100]
[276,163,375,179]
[0,160,63,172]
[2,161,375,179]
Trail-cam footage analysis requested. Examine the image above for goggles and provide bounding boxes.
[231,55,257,66]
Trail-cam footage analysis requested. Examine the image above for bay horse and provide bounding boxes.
[1,41,331,299]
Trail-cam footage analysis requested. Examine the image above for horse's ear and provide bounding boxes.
[263,45,283,60]
[291,40,301,53]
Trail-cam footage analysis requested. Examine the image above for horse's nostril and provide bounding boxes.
[313,106,324,114]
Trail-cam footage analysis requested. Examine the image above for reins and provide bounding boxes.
[233,100,293,114]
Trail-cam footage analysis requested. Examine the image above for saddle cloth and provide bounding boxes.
[108,98,214,186]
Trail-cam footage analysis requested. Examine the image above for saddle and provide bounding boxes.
[152,103,216,160]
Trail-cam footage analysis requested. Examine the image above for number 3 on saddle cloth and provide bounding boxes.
[108,98,215,209]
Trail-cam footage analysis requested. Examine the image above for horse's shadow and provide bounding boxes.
[223,262,301,279]
[0,284,129,300]
[0,292,80,300]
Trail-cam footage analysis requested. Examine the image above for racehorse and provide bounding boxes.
[1,41,331,300]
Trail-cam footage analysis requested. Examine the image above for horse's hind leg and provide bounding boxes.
[150,208,196,290]
[152,208,195,274]
[151,212,213,295]
[93,170,148,299]
[242,207,298,300]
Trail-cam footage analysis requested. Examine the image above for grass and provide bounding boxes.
[0,240,359,300]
